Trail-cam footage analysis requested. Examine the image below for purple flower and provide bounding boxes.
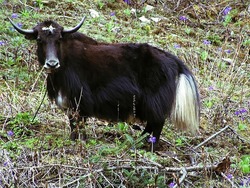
[235,108,248,116]
[169,182,176,188]
[179,16,187,21]
[11,13,19,19]
[203,40,211,45]
[223,7,232,15]
[174,44,181,49]
[123,0,130,5]
[148,136,156,143]
[208,86,214,91]
[110,12,116,16]
[3,161,8,166]
[247,176,250,185]
[235,111,240,116]
[7,130,14,137]
[240,176,250,186]
[0,41,6,46]
[224,49,231,53]
[240,108,247,113]
[17,23,23,28]
[226,173,233,180]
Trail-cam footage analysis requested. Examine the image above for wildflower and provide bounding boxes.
[123,0,130,5]
[0,41,6,46]
[11,13,19,19]
[148,136,156,143]
[110,12,115,16]
[169,182,176,188]
[235,108,248,116]
[208,86,214,91]
[223,7,232,15]
[226,173,233,180]
[224,49,231,53]
[7,130,14,137]
[179,16,187,21]
[17,23,23,28]
[240,108,247,113]
[174,44,181,49]
[203,40,211,45]
[3,162,8,166]
[235,111,240,116]
[10,22,23,32]
[239,176,250,186]
[247,177,250,185]
[217,47,222,51]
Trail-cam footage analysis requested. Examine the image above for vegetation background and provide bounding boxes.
[0,0,249,187]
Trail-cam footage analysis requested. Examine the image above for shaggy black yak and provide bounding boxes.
[9,17,200,147]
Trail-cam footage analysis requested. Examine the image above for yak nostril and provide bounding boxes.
[45,60,60,69]
[47,62,58,67]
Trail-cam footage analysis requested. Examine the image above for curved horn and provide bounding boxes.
[63,16,86,34]
[8,18,34,35]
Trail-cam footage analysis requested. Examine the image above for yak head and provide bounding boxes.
[9,17,86,73]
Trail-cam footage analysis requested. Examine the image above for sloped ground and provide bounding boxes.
[0,0,249,187]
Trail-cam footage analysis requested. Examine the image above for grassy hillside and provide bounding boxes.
[0,0,249,187]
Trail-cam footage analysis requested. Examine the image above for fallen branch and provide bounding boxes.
[8,160,218,173]
[227,126,250,144]
[194,125,230,150]
[1,156,228,187]
[193,125,249,150]
[173,167,187,188]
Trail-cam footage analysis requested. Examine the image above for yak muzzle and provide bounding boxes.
[44,59,60,73]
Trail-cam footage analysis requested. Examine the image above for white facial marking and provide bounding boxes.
[56,91,68,109]
[42,25,55,33]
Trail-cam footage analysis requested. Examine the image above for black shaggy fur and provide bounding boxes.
[10,19,200,148]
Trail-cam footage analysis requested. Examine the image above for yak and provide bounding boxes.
[9,17,200,148]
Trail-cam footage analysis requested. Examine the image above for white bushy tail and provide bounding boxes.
[172,74,199,133]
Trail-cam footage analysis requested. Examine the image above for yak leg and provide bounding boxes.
[142,123,153,136]
[68,114,87,140]
[142,120,164,141]
[142,120,164,151]
[152,121,164,142]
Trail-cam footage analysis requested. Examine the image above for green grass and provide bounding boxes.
[0,0,249,187]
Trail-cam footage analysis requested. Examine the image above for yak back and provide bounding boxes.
[47,39,187,121]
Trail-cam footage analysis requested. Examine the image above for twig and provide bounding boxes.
[193,125,230,150]
[179,167,187,184]
[163,164,216,172]
[173,167,187,188]
[99,172,114,188]
[32,87,47,122]
[10,162,217,174]
[62,164,211,187]
[29,67,45,94]
[160,137,184,153]
[18,0,37,10]
[227,126,250,144]
[173,0,182,11]
[1,161,221,187]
